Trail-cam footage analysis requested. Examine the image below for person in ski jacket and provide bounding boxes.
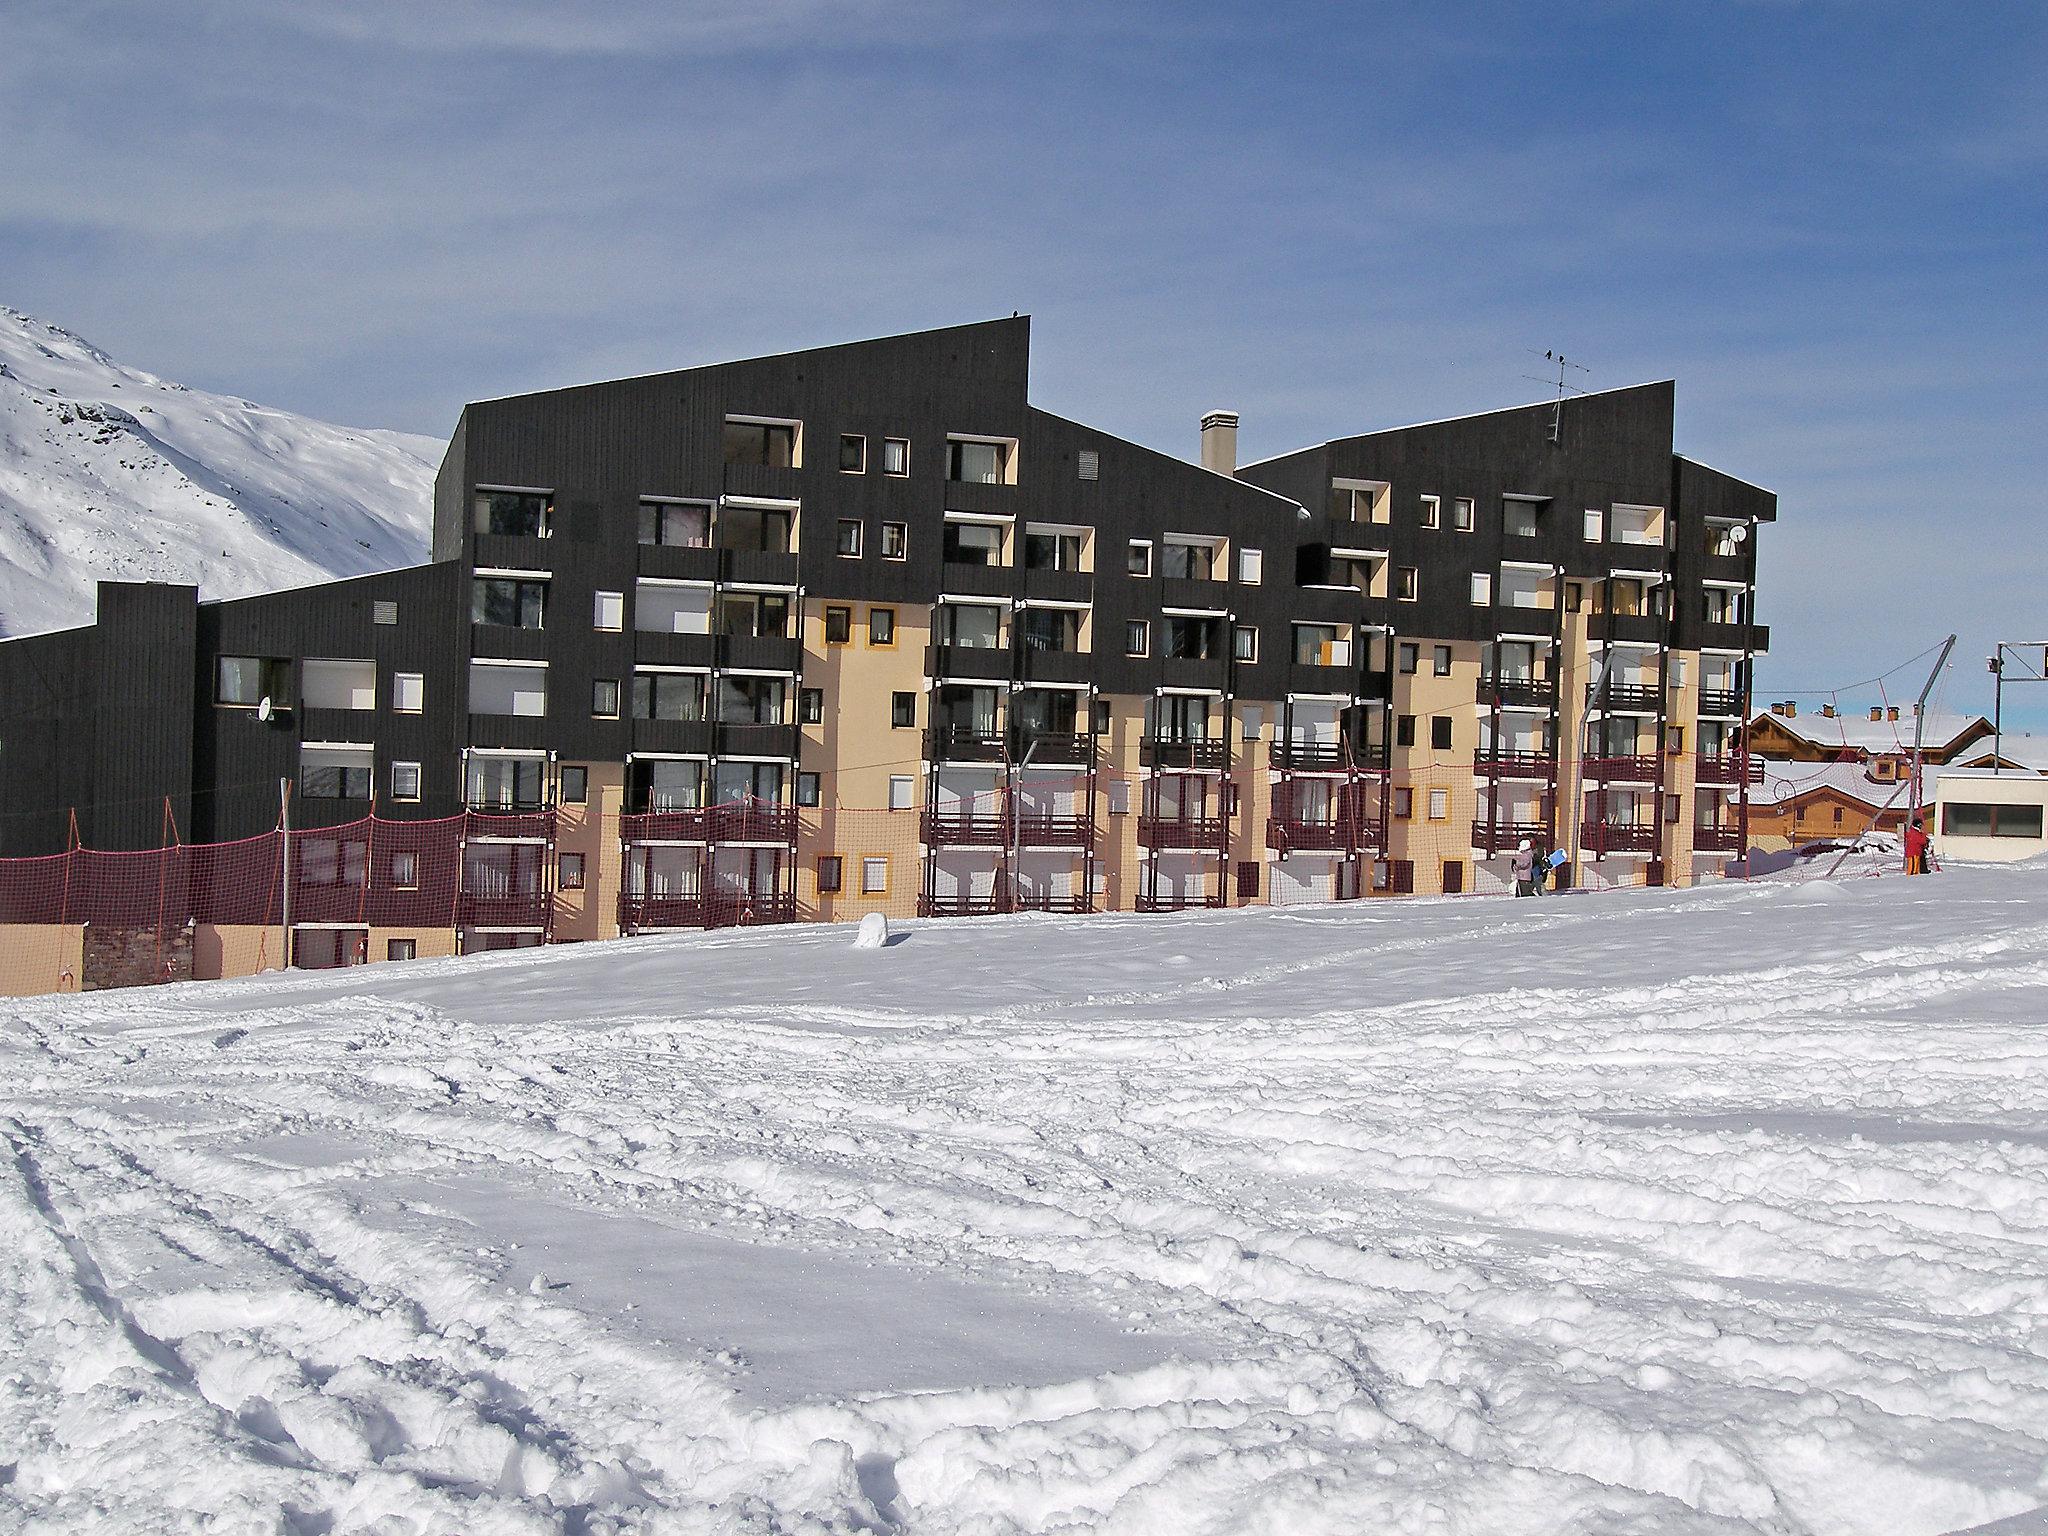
[1511,839,1536,897]
[1530,837,1551,894]
[1904,817,1931,875]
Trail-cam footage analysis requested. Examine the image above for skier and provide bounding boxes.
[1530,837,1552,895]
[1511,838,1536,897]
[1904,816,1931,876]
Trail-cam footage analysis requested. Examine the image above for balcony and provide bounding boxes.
[1016,813,1095,848]
[1695,753,1765,786]
[1158,655,1229,691]
[1019,649,1095,686]
[705,890,798,928]
[723,547,799,587]
[464,792,552,815]
[1266,814,1383,853]
[620,808,710,843]
[1587,682,1664,713]
[920,893,1010,918]
[1474,748,1553,779]
[1017,568,1092,605]
[720,634,801,672]
[1138,815,1227,849]
[1478,674,1550,710]
[618,892,707,932]
[462,808,556,840]
[1012,890,1096,914]
[1600,612,1666,646]
[1136,891,1226,913]
[713,722,798,759]
[939,561,1016,599]
[928,645,1012,683]
[1011,728,1093,765]
[636,543,720,583]
[454,890,551,931]
[1693,824,1744,852]
[1581,754,1659,784]
[1697,688,1744,717]
[926,727,1006,763]
[921,809,1009,846]
[1270,739,1387,772]
[709,802,798,843]
[1141,736,1227,771]
[469,622,549,661]
[1586,822,1661,853]
[630,718,715,757]
[1470,819,1549,856]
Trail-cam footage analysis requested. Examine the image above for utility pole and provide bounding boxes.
[1909,635,1956,832]
[278,776,292,971]
[1988,641,2048,775]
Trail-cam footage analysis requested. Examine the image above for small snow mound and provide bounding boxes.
[853,912,890,950]
[1784,881,1850,903]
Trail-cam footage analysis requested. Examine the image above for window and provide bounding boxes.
[1584,508,1605,543]
[372,600,398,625]
[1420,495,1440,529]
[594,591,623,631]
[631,673,704,721]
[471,660,547,717]
[1396,714,1416,748]
[869,608,897,647]
[816,854,844,892]
[891,691,915,728]
[560,765,588,805]
[1022,607,1081,653]
[1433,645,1452,677]
[797,772,821,808]
[1505,500,1541,537]
[889,776,914,811]
[1944,802,2045,839]
[1092,698,1112,734]
[881,437,909,476]
[714,674,784,724]
[1565,581,1584,614]
[559,853,586,890]
[1125,620,1150,657]
[723,419,797,467]
[1396,566,1418,601]
[799,687,823,725]
[1665,725,1685,754]
[825,606,852,645]
[1236,861,1260,901]
[592,678,620,718]
[1233,624,1258,663]
[466,754,547,810]
[1109,779,1131,815]
[1237,548,1263,584]
[947,438,1009,484]
[639,500,710,547]
[861,856,889,894]
[839,433,866,473]
[216,655,293,709]
[881,521,907,559]
[1127,540,1153,577]
[387,938,417,961]
[943,520,1005,566]
[1665,794,1683,826]
[391,761,422,802]
[1432,716,1453,751]
[473,489,550,537]
[836,519,863,558]
[1159,537,1219,581]
[1428,788,1449,821]
[301,759,371,800]
[1024,527,1085,570]
[1078,448,1100,480]
[1393,787,1414,818]
[1397,642,1418,675]
[1240,706,1262,742]
[392,672,424,713]
[471,576,547,629]
[1470,573,1492,606]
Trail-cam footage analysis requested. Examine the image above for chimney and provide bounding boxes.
[1888,706,1900,721]
[1783,701,1796,718]
[1200,410,1239,475]
[1870,707,1883,722]
[1821,704,1835,718]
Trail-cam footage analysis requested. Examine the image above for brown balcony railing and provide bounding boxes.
[1587,822,1660,853]
[1474,748,1553,778]
[1581,754,1660,783]
[1138,815,1227,849]
[620,808,710,843]
[1697,688,1744,717]
[1588,682,1664,712]
[617,891,708,931]
[920,809,1009,846]
[1694,754,1765,786]
[1265,815,1386,852]
[709,802,797,843]
[919,893,1010,917]
[705,891,798,927]
[1010,728,1094,765]
[1135,890,1227,912]
[1270,739,1389,772]
[1015,813,1095,847]
[925,727,1006,763]
[1692,824,1744,852]
[1141,736,1227,770]
[1478,674,1550,709]
[1469,819,1549,856]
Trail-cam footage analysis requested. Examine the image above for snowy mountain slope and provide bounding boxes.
[0,307,439,637]
[6,868,2048,1533]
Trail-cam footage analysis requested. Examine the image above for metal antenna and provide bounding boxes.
[1523,348,1591,444]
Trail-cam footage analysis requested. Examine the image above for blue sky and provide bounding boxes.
[3,1,2044,722]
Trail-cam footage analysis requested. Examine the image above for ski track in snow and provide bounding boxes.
[5,870,2048,1533]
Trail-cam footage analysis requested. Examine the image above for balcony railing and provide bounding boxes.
[1135,891,1226,912]
[1587,682,1664,713]
[1587,822,1661,853]
[1266,814,1385,852]
[919,893,1009,918]
[1697,688,1744,717]
[618,892,708,932]
[920,809,1009,846]
[1270,739,1388,772]
[1474,748,1553,778]
[1692,824,1744,852]
[1141,736,1227,771]
[709,802,797,843]
[1694,753,1765,786]
[620,808,710,843]
[1581,754,1659,783]
[1138,815,1227,849]
[1011,890,1095,914]
[1016,813,1095,847]
[926,727,1006,763]
[705,891,798,928]
[1470,819,1549,856]
[1011,728,1094,765]
[465,794,552,814]
[1478,674,1550,710]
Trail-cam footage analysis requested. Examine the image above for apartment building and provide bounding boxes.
[0,319,1773,983]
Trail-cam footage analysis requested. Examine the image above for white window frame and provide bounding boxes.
[888,775,915,811]
[1420,494,1440,529]
[392,672,425,714]
[391,761,422,802]
[594,590,624,631]
[1125,619,1151,657]
[1584,508,1605,543]
[1127,538,1153,577]
[1237,547,1263,585]
[861,856,889,894]
[1470,572,1491,606]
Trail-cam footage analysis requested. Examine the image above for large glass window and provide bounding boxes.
[639,500,710,547]
[716,675,786,724]
[943,521,1004,566]
[473,490,550,537]
[717,593,790,638]
[216,655,293,708]
[723,420,796,467]
[714,761,784,803]
[714,503,794,554]
[1159,539,1216,580]
[938,603,1001,648]
[631,673,705,721]
[1024,529,1083,570]
[1021,607,1081,652]
[1943,802,2044,839]
[299,758,371,800]
[634,760,704,811]
[947,439,1007,484]
[465,756,547,810]
[1163,615,1221,659]
[471,577,547,629]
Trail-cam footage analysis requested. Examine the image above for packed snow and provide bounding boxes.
[5,866,2048,1534]
[0,306,438,637]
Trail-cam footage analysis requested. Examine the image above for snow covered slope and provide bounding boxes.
[6,870,2048,1533]
[0,307,438,637]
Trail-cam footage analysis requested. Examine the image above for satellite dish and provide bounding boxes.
[257,696,274,722]
[1729,525,1748,544]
